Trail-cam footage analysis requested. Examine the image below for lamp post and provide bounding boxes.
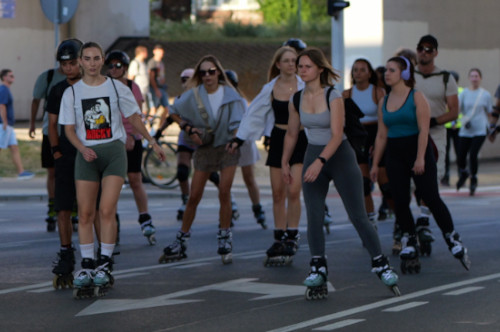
[327,0,349,91]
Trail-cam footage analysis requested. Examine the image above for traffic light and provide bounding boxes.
[327,0,350,17]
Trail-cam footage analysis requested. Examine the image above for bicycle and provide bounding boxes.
[143,136,179,189]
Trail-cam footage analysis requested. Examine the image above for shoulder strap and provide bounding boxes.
[126,79,133,91]
[326,86,333,111]
[292,90,301,113]
[110,78,121,111]
[193,86,213,133]
[45,69,55,98]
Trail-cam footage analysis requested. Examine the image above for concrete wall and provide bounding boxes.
[0,0,149,122]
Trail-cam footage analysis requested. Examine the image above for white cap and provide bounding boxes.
[180,68,194,78]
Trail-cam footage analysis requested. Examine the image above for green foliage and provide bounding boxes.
[257,0,330,27]
[220,21,273,38]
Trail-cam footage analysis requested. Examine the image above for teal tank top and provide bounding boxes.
[382,90,420,138]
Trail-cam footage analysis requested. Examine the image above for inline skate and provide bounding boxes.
[139,213,156,245]
[252,203,267,229]
[263,230,290,267]
[52,247,75,289]
[371,255,401,296]
[444,231,471,270]
[392,222,403,255]
[456,168,469,191]
[416,217,434,256]
[159,231,190,263]
[177,194,188,221]
[324,205,333,234]
[217,229,233,264]
[283,229,299,257]
[73,258,96,299]
[304,257,328,300]
[231,200,240,222]
[93,255,114,297]
[400,234,421,274]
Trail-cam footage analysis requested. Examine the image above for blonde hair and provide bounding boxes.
[267,46,297,82]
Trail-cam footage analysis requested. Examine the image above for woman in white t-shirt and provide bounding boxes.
[456,68,493,195]
[59,42,165,293]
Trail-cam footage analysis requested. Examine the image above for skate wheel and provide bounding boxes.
[305,288,313,300]
[148,235,157,246]
[324,225,330,235]
[72,288,79,299]
[53,276,60,289]
[221,253,233,265]
[391,285,401,296]
[94,287,102,297]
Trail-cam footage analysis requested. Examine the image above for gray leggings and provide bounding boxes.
[302,140,382,258]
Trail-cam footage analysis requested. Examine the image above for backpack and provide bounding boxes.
[292,87,367,152]
[415,70,450,101]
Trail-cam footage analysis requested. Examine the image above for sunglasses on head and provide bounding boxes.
[199,68,217,77]
[108,63,124,69]
[417,46,435,54]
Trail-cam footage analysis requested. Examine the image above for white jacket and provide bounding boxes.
[236,75,304,141]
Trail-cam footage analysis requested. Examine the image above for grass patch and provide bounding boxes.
[0,140,45,177]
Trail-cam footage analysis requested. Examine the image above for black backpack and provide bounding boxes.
[292,87,367,152]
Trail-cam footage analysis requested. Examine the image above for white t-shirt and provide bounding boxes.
[207,86,224,119]
[58,78,140,146]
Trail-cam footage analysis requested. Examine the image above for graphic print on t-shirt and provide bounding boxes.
[82,97,113,140]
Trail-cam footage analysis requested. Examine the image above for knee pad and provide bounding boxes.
[209,172,220,186]
[379,182,392,199]
[176,164,190,182]
[363,177,372,196]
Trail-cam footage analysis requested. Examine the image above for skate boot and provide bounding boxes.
[283,229,300,258]
[159,231,190,263]
[371,255,401,296]
[52,247,75,289]
[73,258,95,299]
[392,222,403,256]
[304,257,328,300]
[263,230,289,267]
[469,176,477,196]
[399,234,421,274]
[456,168,469,191]
[231,199,240,222]
[217,228,233,264]
[444,231,471,270]
[416,217,434,256]
[252,203,267,229]
[93,255,114,297]
[177,194,188,221]
[324,205,333,234]
[46,198,57,232]
[139,213,156,245]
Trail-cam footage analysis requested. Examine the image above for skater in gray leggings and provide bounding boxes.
[282,48,399,298]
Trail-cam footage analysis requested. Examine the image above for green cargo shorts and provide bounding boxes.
[75,140,127,182]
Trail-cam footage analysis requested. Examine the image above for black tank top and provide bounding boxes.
[271,95,289,125]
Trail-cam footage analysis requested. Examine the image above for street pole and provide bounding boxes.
[298,0,302,34]
[331,11,344,91]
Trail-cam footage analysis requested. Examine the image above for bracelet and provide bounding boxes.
[317,156,327,164]
[231,137,244,148]
[51,145,61,155]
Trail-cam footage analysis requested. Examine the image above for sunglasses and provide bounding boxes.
[199,68,217,77]
[181,76,190,83]
[108,63,124,69]
[417,46,435,54]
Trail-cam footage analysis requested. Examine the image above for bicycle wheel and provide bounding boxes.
[144,141,178,189]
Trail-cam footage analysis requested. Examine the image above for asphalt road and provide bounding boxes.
[1,184,500,332]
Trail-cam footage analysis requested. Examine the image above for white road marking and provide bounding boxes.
[312,319,365,331]
[443,286,484,296]
[267,272,500,332]
[382,301,428,312]
[76,278,308,316]
[172,262,211,269]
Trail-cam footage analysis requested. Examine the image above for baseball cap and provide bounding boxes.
[418,35,438,49]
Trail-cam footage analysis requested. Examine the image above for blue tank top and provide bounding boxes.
[382,89,420,138]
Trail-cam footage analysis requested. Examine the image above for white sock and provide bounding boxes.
[80,243,94,260]
[100,242,115,258]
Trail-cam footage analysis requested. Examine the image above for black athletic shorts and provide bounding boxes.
[41,135,55,168]
[266,127,307,168]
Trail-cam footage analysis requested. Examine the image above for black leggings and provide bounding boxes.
[456,135,486,176]
[385,135,454,236]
